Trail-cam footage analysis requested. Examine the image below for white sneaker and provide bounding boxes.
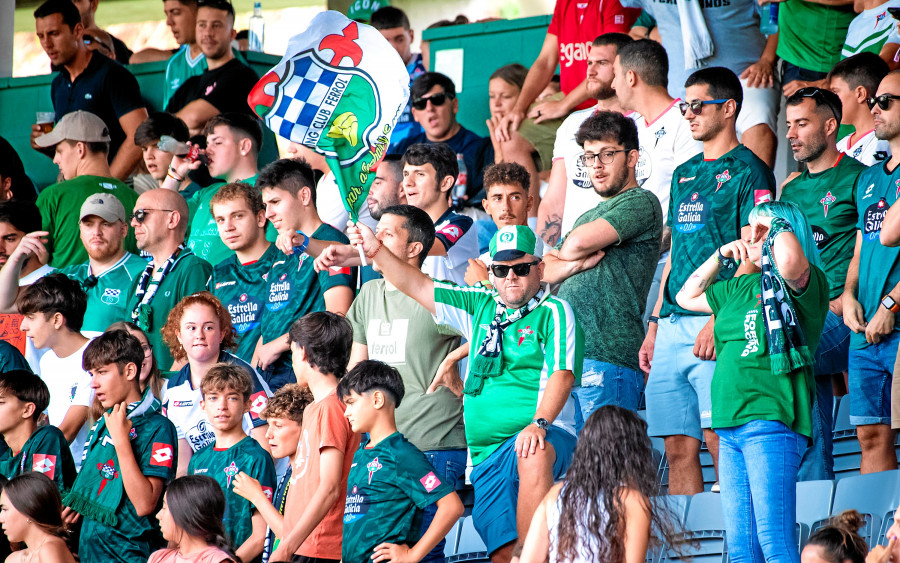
[711,481,720,493]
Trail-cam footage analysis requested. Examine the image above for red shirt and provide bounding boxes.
[548,0,641,110]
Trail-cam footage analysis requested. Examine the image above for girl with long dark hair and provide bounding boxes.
[519,405,680,562]
[149,475,236,563]
[0,472,76,563]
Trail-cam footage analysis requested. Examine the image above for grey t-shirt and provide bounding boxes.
[347,279,466,451]
[556,187,664,372]
[620,0,767,97]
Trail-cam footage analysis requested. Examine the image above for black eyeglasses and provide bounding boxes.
[678,99,731,116]
[411,92,454,111]
[579,150,627,166]
[794,87,840,122]
[867,94,900,111]
[131,209,174,224]
[490,260,541,278]
[81,275,98,289]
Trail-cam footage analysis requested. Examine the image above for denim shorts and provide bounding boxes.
[469,427,576,554]
[420,449,467,563]
[644,315,715,440]
[813,310,850,376]
[848,330,900,426]
[573,359,643,433]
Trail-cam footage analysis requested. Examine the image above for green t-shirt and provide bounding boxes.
[0,339,31,373]
[557,187,663,371]
[36,175,139,269]
[705,267,830,437]
[0,425,77,492]
[518,91,565,172]
[662,144,775,317]
[781,155,864,300]
[777,0,856,72]
[163,44,207,109]
[342,432,454,563]
[347,280,465,452]
[433,282,584,464]
[261,223,353,344]
[853,162,900,349]
[188,436,276,550]
[125,253,212,370]
[76,413,177,563]
[58,253,148,334]
[210,244,279,363]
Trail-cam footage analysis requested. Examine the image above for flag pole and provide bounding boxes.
[355,222,368,266]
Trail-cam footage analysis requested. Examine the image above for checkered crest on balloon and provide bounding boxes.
[247,10,410,222]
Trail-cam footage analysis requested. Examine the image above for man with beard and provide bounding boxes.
[536,33,632,245]
[640,67,775,495]
[56,194,147,336]
[781,88,864,481]
[543,110,662,420]
[359,156,406,285]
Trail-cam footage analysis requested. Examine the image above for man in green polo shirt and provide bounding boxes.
[33,110,139,269]
[348,221,583,561]
[57,193,148,336]
[781,87,865,481]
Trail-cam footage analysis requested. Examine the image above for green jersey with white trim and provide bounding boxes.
[58,253,148,335]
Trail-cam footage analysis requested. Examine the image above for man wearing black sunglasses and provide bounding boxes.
[828,53,890,166]
[347,221,583,563]
[781,87,865,482]
[842,70,900,474]
[388,72,494,209]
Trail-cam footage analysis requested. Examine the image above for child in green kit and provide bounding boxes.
[64,329,178,563]
[187,363,276,563]
[337,360,464,563]
[0,369,76,492]
[233,383,314,563]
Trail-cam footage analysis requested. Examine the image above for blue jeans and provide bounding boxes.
[781,61,828,86]
[718,420,805,563]
[573,359,643,433]
[420,448,467,562]
[799,311,849,481]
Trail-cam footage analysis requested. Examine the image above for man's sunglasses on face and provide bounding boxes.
[490,260,541,278]
[412,92,455,111]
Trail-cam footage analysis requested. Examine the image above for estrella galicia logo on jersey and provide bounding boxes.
[635,147,651,187]
[188,419,215,451]
[101,288,120,305]
[267,274,292,312]
[344,485,369,523]
[573,153,592,189]
[675,192,709,233]
[811,226,830,250]
[864,198,889,240]
[229,293,261,334]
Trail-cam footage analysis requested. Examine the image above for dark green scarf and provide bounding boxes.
[760,218,814,376]
[63,391,160,526]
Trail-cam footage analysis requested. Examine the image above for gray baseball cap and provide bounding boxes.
[80,193,126,223]
[35,110,111,148]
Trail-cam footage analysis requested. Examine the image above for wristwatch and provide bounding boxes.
[532,418,549,431]
[882,295,900,313]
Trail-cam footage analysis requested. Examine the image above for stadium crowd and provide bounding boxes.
[3,0,900,561]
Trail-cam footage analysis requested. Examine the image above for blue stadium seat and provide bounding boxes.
[831,400,900,479]
[877,509,897,547]
[448,516,489,563]
[648,495,691,563]
[659,492,727,563]
[444,519,462,558]
[699,442,717,492]
[796,480,835,548]
[810,470,900,547]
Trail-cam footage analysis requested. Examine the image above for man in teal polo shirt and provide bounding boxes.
[57,193,147,336]
[348,222,583,562]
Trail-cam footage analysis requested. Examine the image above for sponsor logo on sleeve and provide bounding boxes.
[420,471,441,492]
[150,443,174,468]
[249,391,268,419]
[32,454,56,480]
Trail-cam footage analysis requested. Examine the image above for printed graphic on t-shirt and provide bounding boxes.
[366,319,408,365]
[863,198,889,241]
[227,293,262,336]
[266,271,294,312]
[344,484,369,523]
[674,192,710,233]
[741,306,760,357]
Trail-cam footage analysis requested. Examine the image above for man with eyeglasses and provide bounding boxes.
[55,194,147,337]
[125,189,212,370]
[543,110,662,422]
[641,67,775,495]
[388,72,494,209]
[781,87,865,481]
[32,110,140,269]
[347,221,583,563]
[841,70,900,473]
[166,0,258,136]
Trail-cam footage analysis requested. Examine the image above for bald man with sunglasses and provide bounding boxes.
[347,222,583,563]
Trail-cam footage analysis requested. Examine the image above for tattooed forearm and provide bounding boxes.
[540,215,562,246]
[784,265,811,292]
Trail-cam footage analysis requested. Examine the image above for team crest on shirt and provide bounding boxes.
[853,146,863,158]
[517,326,533,346]
[224,461,240,487]
[32,454,56,480]
[820,192,836,218]
[97,460,119,493]
[876,10,887,26]
[715,170,731,192]
[101,288,121,305]
[895,179,900,199]
[366,457,382,484]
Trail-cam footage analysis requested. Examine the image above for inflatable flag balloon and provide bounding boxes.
[247,10,409,224]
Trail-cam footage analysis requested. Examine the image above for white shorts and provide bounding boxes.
[736,76,780,136]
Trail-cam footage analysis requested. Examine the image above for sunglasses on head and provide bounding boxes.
[794,87,841,121]
[867,94,900,111]
[411,92,454,111]
[678,99,731,116]
[490,260,541,278]
[131,209,174,224]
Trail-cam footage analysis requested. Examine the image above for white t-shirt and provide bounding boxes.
[315,171,378,233]
[632,99,702,223]
[423,210,481,285]
[553,107,600,237]
[837,129,891,166]
[39,340,94,468]
[19,264,54,375]
[842,0,900,58]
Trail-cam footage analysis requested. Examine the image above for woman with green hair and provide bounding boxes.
[676,200,830,563]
